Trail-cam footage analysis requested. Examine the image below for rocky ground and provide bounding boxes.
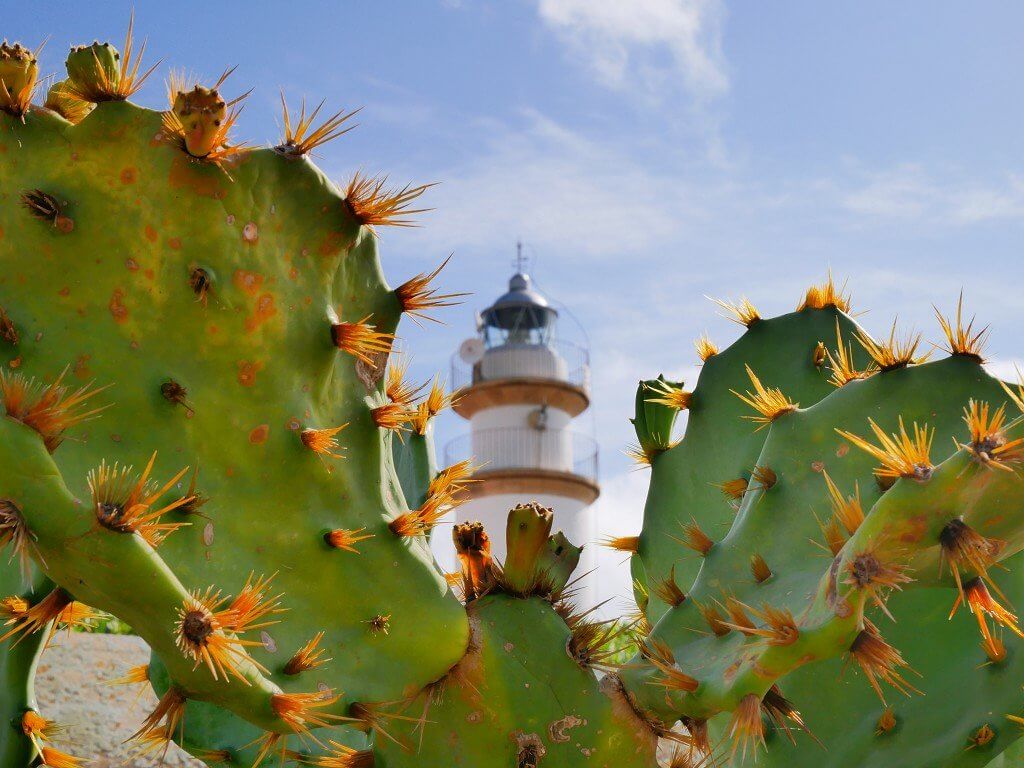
[35,632,202,768]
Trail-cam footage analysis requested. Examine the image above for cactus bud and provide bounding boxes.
[0,41,39,117]
[502,503,553,596]
[65,42,120,101]
[173,85,227,158]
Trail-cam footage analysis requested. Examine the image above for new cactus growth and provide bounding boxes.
[3,17,1024,768]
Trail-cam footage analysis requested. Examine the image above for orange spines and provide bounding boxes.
[222,572,283,634]
[645,378,692,410]
[66,13,158,102]
[452,521,493,601]
[677,518,714,557]
[823,471,864,535]
[389,460,475,537]
[324,527,374,553]
[395,255,466,323]
[385,359,426,406]
[750,553,772,584]
[639,637,699,693]
[715,477,748,501]
[343,171,435,229]
[826,321,877,387]
[712,296,761,327]
[935,294,988,361]
[728,693,766,762]
[108,663,150,689]
[950,578,1024,649]
[962,399,1024,469]
[277,93,359,157]
[308,741,377,767]
[370,401,413,434]
[695,332,719,361]
[301,424,349,461]
[329,312,394,365]
[601,535,639,554]
[836,417,934,484]
[845,548,912,619]
[798,273,851,313]
[21,710,64,751]
[0,588,94,646]
[87,453,193,547]
[653,566,686,607]
[174,586,268,683]
[410,377,456,436]
[566,610,635,671]
[750,465,777,490]
[695,600,730,637]
[847,620,919,703]
[742,603,799,646]
[38,747,87,768]
[285,631,332,675]
[272,689,342,732]
[731,365,798,430]
[129,686,186,754]
[0,499,35,581]
[875,707,897,735]
[939,519,1004,603]
[0,368,108,452]
[855,321,929,371]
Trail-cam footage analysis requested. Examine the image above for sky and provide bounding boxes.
[11,1,1024,606]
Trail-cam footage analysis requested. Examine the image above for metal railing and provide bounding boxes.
[450,339,590,393]
[443,427,599,485]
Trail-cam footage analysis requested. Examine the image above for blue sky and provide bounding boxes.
[13,1,1024,603]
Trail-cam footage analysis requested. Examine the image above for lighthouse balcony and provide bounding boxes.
[450,339,591,419]
[443,427,600,504]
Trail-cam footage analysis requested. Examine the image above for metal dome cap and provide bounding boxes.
[480,272,558,331]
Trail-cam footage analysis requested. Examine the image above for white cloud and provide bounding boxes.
[536,0,728,100]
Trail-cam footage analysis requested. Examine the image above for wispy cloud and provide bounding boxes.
[536,0,728,101]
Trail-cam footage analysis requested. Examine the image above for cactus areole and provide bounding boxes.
[1,19,1024,768]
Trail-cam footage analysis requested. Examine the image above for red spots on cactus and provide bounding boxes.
[129,687,186,758]
[343,171,435,230]
[87,453,193,547]
[249,424,270,444]
[0,368,108,452]
[676,518,714,557]
[324,527,374,553]
[936,294,988,361]
[301,424,349,463]
[0,304,16,347]
[395,254,466,323]
[330,312,394,364]
[750,553,772,583]
[836,417,934,484]
[0,499,35,581]
[108,288,129,322]
[284,631,332,675]
[244,292,278,333]
[732,365,798,430]
[712,296,761,327]
[644,378,692,410]
[277,94,360,157]
[950,578,1024,650]
[728,693,766,763]
[653,566,686,607]
[695,332,719,362]
[962,399,1024,469]
[797,273,851,313]
[601,535,639,554]
[855,321,930,372]
[453,521,493,601]
[846,620,919,703]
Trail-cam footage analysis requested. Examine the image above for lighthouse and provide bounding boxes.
[446,246,600,604]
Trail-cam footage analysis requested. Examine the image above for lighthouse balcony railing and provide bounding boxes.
[449,339,590,393]
[443,428,599,485]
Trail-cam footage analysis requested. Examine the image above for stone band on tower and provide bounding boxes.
[447,252,599,604]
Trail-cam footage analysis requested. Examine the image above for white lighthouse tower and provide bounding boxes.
[447,246,600,604]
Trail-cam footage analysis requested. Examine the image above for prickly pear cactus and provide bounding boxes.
[622,284,1024,766]
[0,18,665,768]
